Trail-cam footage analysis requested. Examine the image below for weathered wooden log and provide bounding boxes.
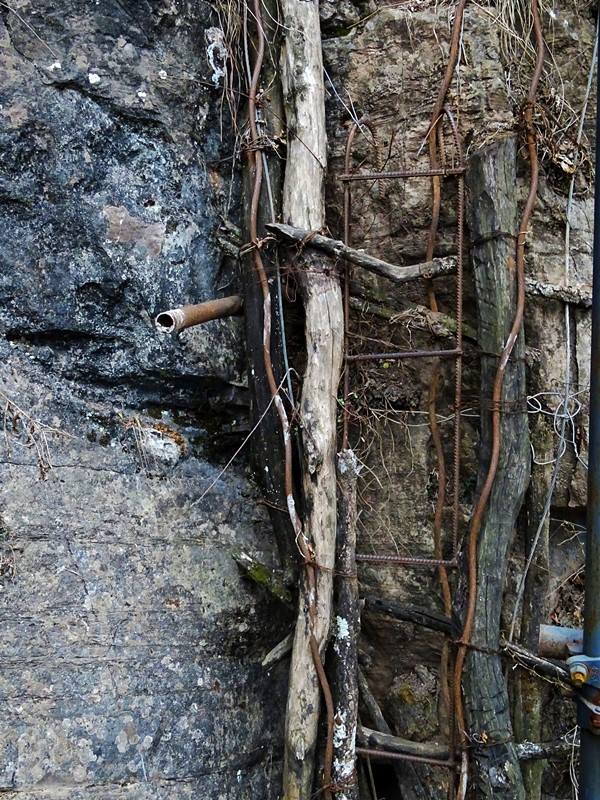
[524,277,592,307]
[502,641,570,683]
[516,739,575,761]
[262,631,294,668]
[330,450,360,799]
[358,727,449,760]
[280,3,344,798]
[266,222,457,285]
[459,137,530,799]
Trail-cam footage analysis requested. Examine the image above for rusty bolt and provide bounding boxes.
[570,662,589,687]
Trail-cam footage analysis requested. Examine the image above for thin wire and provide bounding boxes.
[191,370,292,507]
[508,16,599,643]
[0,2,60,59]
[261,150,295,404]
[323,66,370,136]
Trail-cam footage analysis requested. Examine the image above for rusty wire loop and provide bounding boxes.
[243,3,335,797]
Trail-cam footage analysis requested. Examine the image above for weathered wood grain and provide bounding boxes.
[280,3,344,798]
[461,137,530,799]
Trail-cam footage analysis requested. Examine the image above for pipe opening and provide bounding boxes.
[156,312,177,332]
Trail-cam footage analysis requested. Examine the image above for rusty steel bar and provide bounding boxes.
[356,554,458,568]
[450,108,465,558]
[356,747,456,769]
[342,116,377,450]
[340,166,466,182]
[155,295,243,333]
[346,348,461,363]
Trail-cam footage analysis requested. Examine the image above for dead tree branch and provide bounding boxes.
[266,222,456,285]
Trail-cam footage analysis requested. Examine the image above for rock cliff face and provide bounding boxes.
[0,2,287,797]
[0,1,596,798]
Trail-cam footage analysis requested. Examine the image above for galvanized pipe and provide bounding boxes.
[578,38,600,796]
[538,624,583,659]
[155,295,243,333]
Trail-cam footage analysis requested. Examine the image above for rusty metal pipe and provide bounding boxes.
[155,295,243,333]
[538,624,583,659]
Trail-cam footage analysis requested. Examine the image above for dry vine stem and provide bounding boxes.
[454,2,544,797]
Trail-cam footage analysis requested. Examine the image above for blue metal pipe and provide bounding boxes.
[580,27,600,798]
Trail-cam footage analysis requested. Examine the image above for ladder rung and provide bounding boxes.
[346,348,461,363]
[356,747,457,769]
[356,554,457,568]
[340,165,465,182]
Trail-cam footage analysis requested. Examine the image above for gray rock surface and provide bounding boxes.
[0,2,287,797]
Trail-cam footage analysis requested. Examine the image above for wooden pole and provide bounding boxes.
[460,137,530,798]
[279,2,344,796]
[330,450,360,799]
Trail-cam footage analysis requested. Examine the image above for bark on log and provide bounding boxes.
[266,222,457,284]
[242,2,297,580]
[524,277,592,307]
[280,3,344,798]
[358,727,449,760]
[461,137,530,799]
[330,450,360,799]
